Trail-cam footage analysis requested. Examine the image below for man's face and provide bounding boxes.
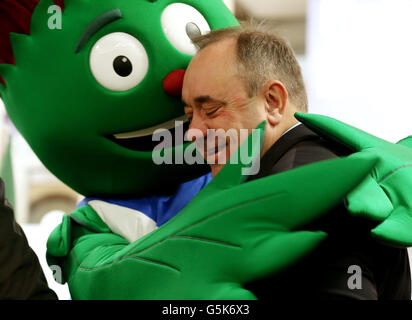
[182,38,267,177]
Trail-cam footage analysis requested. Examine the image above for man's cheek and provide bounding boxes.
[215,110,236,124]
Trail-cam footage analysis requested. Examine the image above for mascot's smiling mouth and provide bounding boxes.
[108,67,189,152]
[107,115,189,152]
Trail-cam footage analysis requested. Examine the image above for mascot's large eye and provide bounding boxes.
[161,3,211,56]
[90,32,149,91]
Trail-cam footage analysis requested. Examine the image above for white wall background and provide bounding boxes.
[306,0,412,143]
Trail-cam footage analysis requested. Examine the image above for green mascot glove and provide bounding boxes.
[47,124,377,299]
[296,112,412,247]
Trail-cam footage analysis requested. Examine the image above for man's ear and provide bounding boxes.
[263,80,288,126]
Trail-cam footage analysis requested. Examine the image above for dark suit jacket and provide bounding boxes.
[244,124,411,300]
[0,178,57,300]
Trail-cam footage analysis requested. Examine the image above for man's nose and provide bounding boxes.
[187,112,207,143]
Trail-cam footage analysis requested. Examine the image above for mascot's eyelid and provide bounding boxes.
[75,8,123,54]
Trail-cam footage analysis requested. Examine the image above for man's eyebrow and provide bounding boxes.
[194,96,227,106]
[75,8,123,54]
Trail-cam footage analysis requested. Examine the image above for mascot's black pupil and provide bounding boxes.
[186,22,201,40]
[113,56,133,77]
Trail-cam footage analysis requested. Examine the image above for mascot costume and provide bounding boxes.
[0,0,411,299]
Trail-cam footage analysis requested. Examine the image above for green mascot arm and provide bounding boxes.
[46,124,377,299]
[398,136,412,149]
[295,112,412,247]
[46,204,129,287]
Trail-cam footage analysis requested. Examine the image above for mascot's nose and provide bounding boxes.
[163,69,186,97]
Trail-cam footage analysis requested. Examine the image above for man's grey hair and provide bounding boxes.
[191,22,308,112]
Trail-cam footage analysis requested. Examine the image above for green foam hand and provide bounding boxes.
[296,113,412,247]
[47,123,376,299]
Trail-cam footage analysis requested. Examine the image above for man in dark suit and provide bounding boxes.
[0,178,57,299]
[244,123,411,299]
[182,24,411,299]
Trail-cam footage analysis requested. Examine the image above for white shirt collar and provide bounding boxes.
[280,122,301,137]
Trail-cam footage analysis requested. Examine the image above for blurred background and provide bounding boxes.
[0,0,411,299]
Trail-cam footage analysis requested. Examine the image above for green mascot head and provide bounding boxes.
[0,0,239,197]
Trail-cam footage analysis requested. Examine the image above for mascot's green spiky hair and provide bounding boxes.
[0,0,62,84]
[0,0,238,197]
